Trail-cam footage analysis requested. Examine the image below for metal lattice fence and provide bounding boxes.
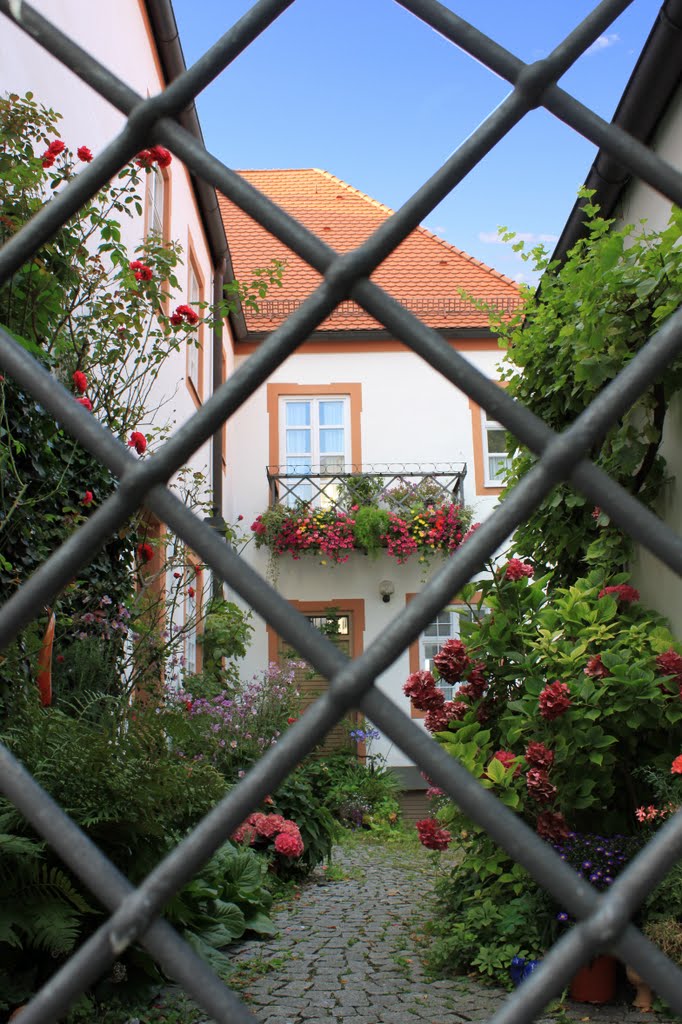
[1,1,682,1022]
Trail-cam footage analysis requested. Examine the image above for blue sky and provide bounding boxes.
[173,0,660,284]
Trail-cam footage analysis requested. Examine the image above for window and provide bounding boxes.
[186,260,203,401]
[482,411,512,486]
[279,395,350,506]
[419,606,475,700]
[185,583,197,677]
[146,166,165,238]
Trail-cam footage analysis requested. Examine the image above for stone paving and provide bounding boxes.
[218,837,672,1024]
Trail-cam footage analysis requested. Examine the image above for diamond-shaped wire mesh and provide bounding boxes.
[2,1,682,1022]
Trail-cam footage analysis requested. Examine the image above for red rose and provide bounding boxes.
[128,431,147,455]
[137,542,154,563]
[287,717,298,724]
[135,149,154,168]
[56,654,65,663]
[173,571,182,579]
[72,370,87,393]
[416,818,451,851]
[403,670,444,712]
[504,558,534,581]
[42,154,55,169]
[129,259,153,281]
[526,768,557,804]
[598,584,639,604]
[75,396,93,411]
[536,810,570,843]
[174,303,199,325]
[82,490,94,506]
[188,586,195,599]
[47,140,65,156]
[185,700,193,712]
[584,654,610,678]
[538,681,571,720]
[237,514,244,522]
[433,638,470,683]
[77,146,93,162]
[671,755,682,775]
[149,145,172,168]
[525,741,554,771]
[170,312,184,326]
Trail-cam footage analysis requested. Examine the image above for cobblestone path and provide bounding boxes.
[222,837,669,1024]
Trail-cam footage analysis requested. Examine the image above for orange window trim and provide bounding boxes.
[266,382,362,476]
[405,591,481,719]
[468,381,509,497]
[186,550,204,674]
[185,234,206,408]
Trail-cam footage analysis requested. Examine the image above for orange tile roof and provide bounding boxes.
[219,168,521,333]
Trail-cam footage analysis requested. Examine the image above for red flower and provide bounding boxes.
[174,303,199,325]
[458,661,487,701]
[170,312,184,326]
[237,514,244,522]
[403,670,445,712]
[129,259,153,281]
[72,370,87,393]
[287,716,298,725]
[525,741,554,771]
[137,542,154,563]
[538,681,571,720]
[536,810,570,843]
[135,149,154,168]
[47,140,65,156]
[185,700,193,712]
[82,490,94,506]
[492,750,521,777]
[656,649,682,686]
[416,818,451,851]
[77,146,93,162]
[187,586,195,599]
[149,145,172,168]
[672,755,682,775]
[56,654,65,663]
[461,522,481,544]
[42,154,55,169]
[598,584,639,604]
[504,558,534,581]
[75,396,93,411]
[173,571,182,579]
[592,506,601,520]
[433,638,470,683]
[274,832,304,857]
[128,431,147,454]
[526,768,557,804]
[584,654,610,679]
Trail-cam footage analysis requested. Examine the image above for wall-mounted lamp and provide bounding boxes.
[379,580,395,604]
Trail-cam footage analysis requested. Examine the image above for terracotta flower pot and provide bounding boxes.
[569,954,617,1004]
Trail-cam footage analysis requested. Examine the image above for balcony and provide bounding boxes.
[266,463,467,513]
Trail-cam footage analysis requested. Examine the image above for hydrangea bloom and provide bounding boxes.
[525,741,554,771]
[433,638,470,683]
[504,558,534,581]
[584,654,610,678]
[403,670,445,712]
[416,818,452,851]
[538,681,571,720]
[598,584,639,604]
[526,768,557,804]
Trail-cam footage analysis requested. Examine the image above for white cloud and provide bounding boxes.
[478,230,559,245]
[585,33,619,55]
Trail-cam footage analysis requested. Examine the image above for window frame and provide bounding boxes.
[279,394,351,506]
[481,410,512,488]
[185,246,205,406]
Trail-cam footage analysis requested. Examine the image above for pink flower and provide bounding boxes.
[128,431,147,455]
[254,814,287,838]
[598,584,639,604]
[538,681,571,720]
[585,654,610,679]
[416,818,451,851]
[671,755,682,775]
[526,768,557,804]
[77,146,93,162]
[403,670,444,712]
[433,638,470,684]
[525,742,554,771]
[72,370,87,393]
[75,396,93,411]
[274,832,304,857]
[504,558,534,581]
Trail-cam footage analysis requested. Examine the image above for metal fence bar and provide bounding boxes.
[1,0,682,1022]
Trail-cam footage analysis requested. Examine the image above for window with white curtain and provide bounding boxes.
[279,396,349,507]
[419,606,474,700]
[147,166,165,238]
[482,411,512,486]
[187,262,201,396]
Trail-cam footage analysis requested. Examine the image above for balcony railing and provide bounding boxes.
[266,463,467,513]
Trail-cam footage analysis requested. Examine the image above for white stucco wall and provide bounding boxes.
[228,343,509,767]
[617,86,682,638]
